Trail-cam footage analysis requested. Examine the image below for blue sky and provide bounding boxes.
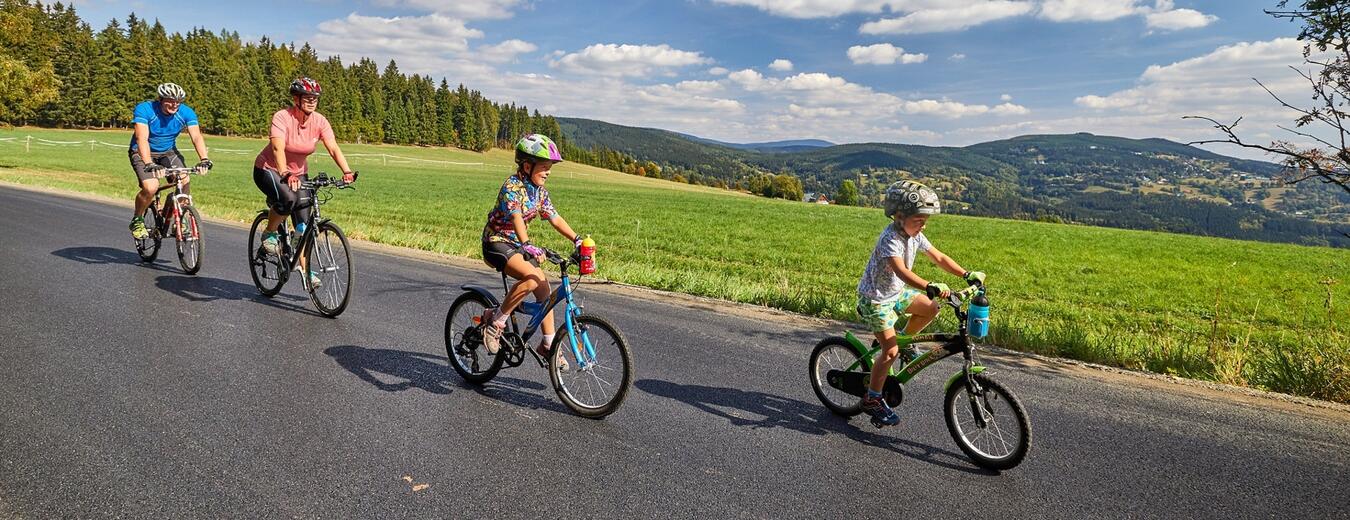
[71,1,1312,158]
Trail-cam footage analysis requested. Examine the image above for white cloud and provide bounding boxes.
[1038,0,1215,30]
[550,43,711,77]
[1000,93,1012,101]
[1038,0,1139,22]
[674,80,724,94]
[847,43,927,65]
[476,39,537,63]
[990,102,1031,115]
[708,0,907,19]
[371,0,525,20]
[708,66,730,75]
[1145,1,1216,30]
[729,69,1002,119]
[769,59,794,71]
[313,13,483,60]
[860,1,1035,35]
[950,53,966,60]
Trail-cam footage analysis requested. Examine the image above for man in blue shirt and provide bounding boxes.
[128,83,212,239]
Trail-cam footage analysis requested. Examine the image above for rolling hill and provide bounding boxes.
[557,117,1347,248]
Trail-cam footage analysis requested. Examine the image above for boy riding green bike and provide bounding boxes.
[855,180,985,427]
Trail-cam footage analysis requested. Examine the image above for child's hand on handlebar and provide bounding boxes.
[342,171,357,184]
[925,282,950,299]
[522,242,545,259]
[963,270,985,286]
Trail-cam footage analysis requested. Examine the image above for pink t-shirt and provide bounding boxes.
[253,107,334,175]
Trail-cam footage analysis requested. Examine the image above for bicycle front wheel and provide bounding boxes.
[135,205,161,262]
[445,291,504,384]
[247,211,286,296]
[307,221,353,318]
[809,337,866,417]
[550,314,633,419]
[944,373,1032,471]
[175,205,204,275]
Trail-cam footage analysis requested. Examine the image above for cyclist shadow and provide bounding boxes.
[636,379,995,475]
[51,246,176,272]
[154,274,314,314]
[324,346,563,412]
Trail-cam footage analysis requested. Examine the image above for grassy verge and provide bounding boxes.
[2,127,1347,403]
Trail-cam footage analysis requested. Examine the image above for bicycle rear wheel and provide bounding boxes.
[306,221,353,317]
[944,373,1032,471]
[247,211,286,296]
[175,205,204,275]
[550,314,633,419]
[445,291,504,384]
[135,205,161,262]
[809,337,866,417]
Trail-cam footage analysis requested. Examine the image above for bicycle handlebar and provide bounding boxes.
[151,167,207,180]
[300,171,359,190]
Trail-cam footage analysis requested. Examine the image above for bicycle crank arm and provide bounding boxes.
[825,370,904,407]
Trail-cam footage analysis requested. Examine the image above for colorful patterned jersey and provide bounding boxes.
[482,174,558,244]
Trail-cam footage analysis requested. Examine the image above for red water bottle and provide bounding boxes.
[579,236,596,275]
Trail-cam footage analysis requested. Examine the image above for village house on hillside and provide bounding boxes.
[804,192,831,204]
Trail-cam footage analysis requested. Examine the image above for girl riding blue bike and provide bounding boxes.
[479,134,585,369]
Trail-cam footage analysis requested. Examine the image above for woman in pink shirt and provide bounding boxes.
[252,77,357,284]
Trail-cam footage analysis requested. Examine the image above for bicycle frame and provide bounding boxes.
[462,251,600,371]
[149,170,197,240]
[838,286,987,392]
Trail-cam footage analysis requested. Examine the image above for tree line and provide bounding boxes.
[0,1,567,153]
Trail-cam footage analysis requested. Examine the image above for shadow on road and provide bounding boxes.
[51,246,175,271]
[154,274,314,313]
[323,346,566,414]
[636,379,995,475]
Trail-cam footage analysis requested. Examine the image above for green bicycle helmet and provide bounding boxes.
[514,134,563,164]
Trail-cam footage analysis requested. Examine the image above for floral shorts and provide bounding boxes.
[856,288,922,333]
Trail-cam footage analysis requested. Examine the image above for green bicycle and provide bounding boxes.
[808,282,1032,470]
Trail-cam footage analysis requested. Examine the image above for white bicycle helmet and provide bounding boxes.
[157,82,186,101]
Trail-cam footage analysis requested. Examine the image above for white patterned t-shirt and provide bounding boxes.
[857,223,931,303]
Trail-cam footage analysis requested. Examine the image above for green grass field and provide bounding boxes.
[2,127,1347,403]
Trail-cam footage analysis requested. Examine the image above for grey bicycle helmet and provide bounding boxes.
[883,180,940,219]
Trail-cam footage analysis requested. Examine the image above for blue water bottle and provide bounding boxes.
[966,292,990,338]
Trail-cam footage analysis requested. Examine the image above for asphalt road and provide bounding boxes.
[1,186,1347,519]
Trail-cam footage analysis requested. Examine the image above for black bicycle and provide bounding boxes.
[135,167,206,274]
[247,172,356,317]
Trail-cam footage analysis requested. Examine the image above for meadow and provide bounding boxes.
[2,128,1346,403]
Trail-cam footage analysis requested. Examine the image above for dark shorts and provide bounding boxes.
[129,149,186,183]
[252,167,311,217]
[482,240,538,272]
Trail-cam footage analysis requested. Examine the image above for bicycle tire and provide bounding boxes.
[247,211,286,296]
[135,205,161,262]
[176,205,204,275]
[445,291,504,384]
[809,336,866,417]
[307,221,353,318]
[550,314,633,419]
[943,373,1032,471]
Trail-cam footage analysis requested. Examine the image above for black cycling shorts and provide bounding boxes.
[129,149,186,183]
[482,240,538,272]
[253,167,311,218]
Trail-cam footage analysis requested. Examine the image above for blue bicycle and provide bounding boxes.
[445,245,633,418]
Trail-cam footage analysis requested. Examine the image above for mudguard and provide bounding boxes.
[944,365,987,392]
[460,285,502,308]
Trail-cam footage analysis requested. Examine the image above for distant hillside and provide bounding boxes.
[676,133,834,153]
[557,118,1347,248]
